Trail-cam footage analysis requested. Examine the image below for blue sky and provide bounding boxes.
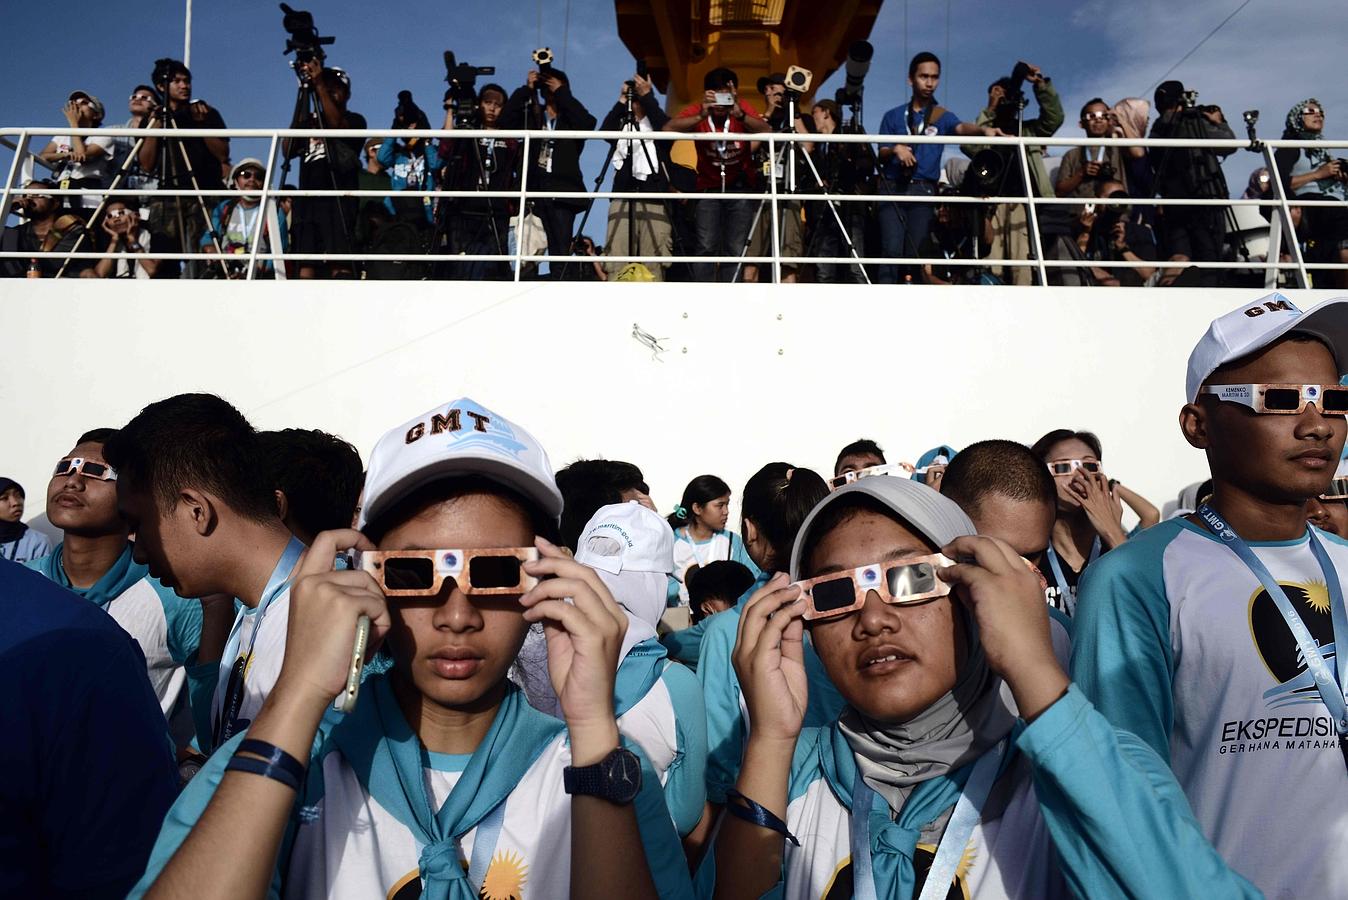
[3,0,1344,224]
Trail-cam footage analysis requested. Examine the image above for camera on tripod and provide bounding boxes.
[1178,89,1221,117]
[784,66,813,95]
[532,47,554,76]
[443,50,495,126]
[280,2,334,79]
[990,61,1031,133]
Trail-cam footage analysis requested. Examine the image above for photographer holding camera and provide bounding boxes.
[1056,98,1130,199]
[1147,80,1235,287]
[283,61,366,278]
[960,61,1063,285]
[91,198,176,279]
[1276,99,1348,288]
[1071,183,1158,287]
[665,67,771,282]
[377,91,440,226]
[500,60,596,276]
[0,178,92,278]
[136,61,228,272]
[599,71,674,281]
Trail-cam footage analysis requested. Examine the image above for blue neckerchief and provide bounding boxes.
[1196,505,1348,770]
[1044,537,1101,616]
[36,541,146,608]
[820,722,1020,900]
[330,673,565,900]
[614,637,669,718]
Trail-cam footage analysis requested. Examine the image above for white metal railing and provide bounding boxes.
[3,126,1345,286]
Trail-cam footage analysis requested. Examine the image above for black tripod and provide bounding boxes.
[280,68,354,275]
[431,102,509,277]
[56,94,229,279]
[733,92,871,283]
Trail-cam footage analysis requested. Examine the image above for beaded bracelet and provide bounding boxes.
[725,789,800,846]
[224,739,306,792]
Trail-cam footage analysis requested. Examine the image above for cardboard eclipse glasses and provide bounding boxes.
[792,554,953,621]
[53,457,118,481]
[354,547,540,597]
[1201,383,1348,416]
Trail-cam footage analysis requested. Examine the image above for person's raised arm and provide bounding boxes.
[1113,482,1160,530]
[519,539,659,900]
[713,574,808,900]
[144,531,389,900]
[666,93,713,133]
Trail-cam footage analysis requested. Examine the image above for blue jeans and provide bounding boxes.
[692,196,755,282]
[876,180,936,284]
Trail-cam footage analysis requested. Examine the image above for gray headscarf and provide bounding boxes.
[790,477,1018,812]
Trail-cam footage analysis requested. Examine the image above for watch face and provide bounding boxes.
[602,748,642,803]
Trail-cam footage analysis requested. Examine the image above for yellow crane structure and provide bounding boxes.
[614,0,885,113]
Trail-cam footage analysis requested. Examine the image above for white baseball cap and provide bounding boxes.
[1185,293,1348,403]
[358,397,562,531]
[574,501,675,576]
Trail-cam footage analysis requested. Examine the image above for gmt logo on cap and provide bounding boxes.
[403,402,530,458]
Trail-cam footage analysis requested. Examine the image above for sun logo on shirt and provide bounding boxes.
[1301,579,1332,614]
[480,850,527,900]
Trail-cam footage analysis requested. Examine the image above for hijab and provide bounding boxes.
[0,478,28,545]
[1111,97,1150,140]
[1284,98,1334,182]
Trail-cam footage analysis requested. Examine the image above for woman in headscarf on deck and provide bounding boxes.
[704,476,1258,899]
[1276,98,1348,287]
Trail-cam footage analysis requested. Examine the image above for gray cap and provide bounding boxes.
[789,477,974,580]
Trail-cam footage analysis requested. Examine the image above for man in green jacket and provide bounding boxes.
[960,62,1063,284]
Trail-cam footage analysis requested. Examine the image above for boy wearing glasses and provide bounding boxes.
[25,429,203,746]
[202,158,288,277]
[130,399,692,899]
[1072,293,1348,897]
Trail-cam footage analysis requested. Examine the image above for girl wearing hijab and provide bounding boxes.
[131,399,691,900]
[0,478,51,563]
[710,477,1258,899]
[1276,98,1348,288]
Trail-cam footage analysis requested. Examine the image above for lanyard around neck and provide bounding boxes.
[850,740,1006,900]
[217,535,307,741]
[1195,505,1348,763]
[1044,537,1100,616]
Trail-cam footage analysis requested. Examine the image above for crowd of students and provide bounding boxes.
[8,49,1348,285]
[4,289,1348,898]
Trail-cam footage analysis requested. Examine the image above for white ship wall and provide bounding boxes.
[2,283,1338,527]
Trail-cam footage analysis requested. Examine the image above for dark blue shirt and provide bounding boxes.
[0,559,178,899]
[878,102,962,183]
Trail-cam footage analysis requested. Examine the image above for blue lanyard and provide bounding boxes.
[1196,505,1348,768]
[464,799,506,889]
[1044,537,1100,617]
[850,741,1006,900]
[217,536,306,742]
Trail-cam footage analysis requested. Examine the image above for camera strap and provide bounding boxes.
[1195,504,1348,773]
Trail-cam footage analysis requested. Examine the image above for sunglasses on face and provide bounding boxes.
[1322,477,1348,501]
[1201,383,1348,416]
[235,170,263,182]
[53,457,118,481]
[354,547,540,597]
[1047,459,1101,476]
[1083,111,1111,122]
[793,554,953,621]
[828,462,940,491]
[1303,108,1325,117]
[130,93,155,102]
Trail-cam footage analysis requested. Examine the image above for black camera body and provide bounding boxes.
[442,51,495,127]
[280,3,334,61]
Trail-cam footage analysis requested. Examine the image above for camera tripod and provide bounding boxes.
[55,90,230,279]
[430,102,510,278]
[732,91,871,284]
[279,65,354,274]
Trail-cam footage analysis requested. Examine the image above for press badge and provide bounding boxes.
[538,142,554,174]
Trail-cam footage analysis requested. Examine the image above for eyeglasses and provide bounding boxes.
[1201,383,1348,416]
[53,457,118,481]
[1322,477,1348,501]
[793,554,953,621]
[235,170,263,182]
[828,462,940,491]
[1303,108,1325,117]
[1047,459,1102,476]
[354,547,540,597]
[1083,111,1111,122]
[130,93,155,102]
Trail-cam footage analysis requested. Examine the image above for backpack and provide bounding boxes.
[364,220,431,280]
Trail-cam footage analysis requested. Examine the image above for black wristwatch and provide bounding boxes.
[563,746,642,805]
